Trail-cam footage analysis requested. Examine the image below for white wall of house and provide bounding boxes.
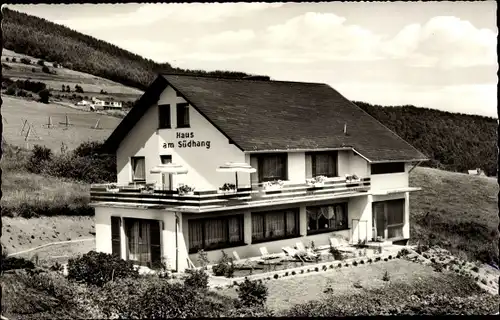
[288,152,305,183]
[116,85,247,190]
[183,196,368,267]
[369,164,409,191]
[94,206,189,271]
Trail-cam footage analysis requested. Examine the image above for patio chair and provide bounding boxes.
[282,246,309,263]
[295,241,321,259]
[232,251,254,269]
[329,237,356,253]
[259,246,282,260]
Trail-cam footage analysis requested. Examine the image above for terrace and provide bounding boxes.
[90,176,371,213]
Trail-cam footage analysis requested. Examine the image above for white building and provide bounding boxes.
[91,97,122,110]
[91,74,428,272]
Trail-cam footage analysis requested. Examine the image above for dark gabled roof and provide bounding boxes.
[104,74,428,162]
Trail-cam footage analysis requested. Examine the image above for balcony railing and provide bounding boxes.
[90,177,371,211]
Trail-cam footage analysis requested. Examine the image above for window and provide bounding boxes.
[124,218,161,267]
[176,103,190,128]
[160,155,172,164]
[158,104,171,129]
[111,216,121,257]
[252,209,299,242]
[371,162,405,174]
[131,157,146,181]
[257,153,288,182]
[307,203,347,235]
[188,215,243,253]
[307,152,338,177]
[372,199,405,239]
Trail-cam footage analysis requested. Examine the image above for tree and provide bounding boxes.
[42,65,50,73]
[39,89,50,103]
[75,84,84,93]
[37,59,45,66]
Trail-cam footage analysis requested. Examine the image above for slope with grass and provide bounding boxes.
[409,166,498,263]
[2,48,144,101]
[2,95,121,151]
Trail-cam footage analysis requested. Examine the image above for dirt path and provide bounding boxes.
[7,238,94,257]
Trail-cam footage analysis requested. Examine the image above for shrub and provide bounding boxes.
[211,250,234,278]
[360,260,365,264]
[472,266,479,272]
[292,271,296,275]
[432,263,444,273]
[196,249,210,270]
[368,258,373,263]
[12,57,16,62]
[236,277,269,308]
[382,271,390,282]
[42,65,51,73]
[329,245,344,260]
[75,84,84,93]
[27,144,53,174]
[353,261,358,266]
[315,267,319,272]
[67,251,138,286]
[480,278,488,285]
[388,255,393,260]
[184,268,209,290]
[384,258,388,262]
[31,67,36,72]
[285,271,289,276]
[20,57,31,64]
[322,265,327,271]
[37,59,45,66]
[344,263,349,267]
[274,274,279,279]
[301,270,304,274]
[307,269,310,272]
[430,257,436,263]
[329,264,334,269]
[2,255,35,271]
[338,263,342,268]
[39,88,50,103]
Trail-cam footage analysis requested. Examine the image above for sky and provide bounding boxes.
[7,2,498,118]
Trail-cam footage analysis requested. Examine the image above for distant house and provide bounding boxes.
[90,74,428,273]
[91,97,122,110]
[76,100,90,106]
[468,168,485,176]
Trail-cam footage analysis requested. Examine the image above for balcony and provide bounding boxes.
[90,177,371,213]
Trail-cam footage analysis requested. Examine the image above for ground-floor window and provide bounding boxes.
[306,203,348,235]
[252,208,299,242]
[372,199,405,239]
[111,216,121,257]
[124,218,161,267]
[188,215,244,253]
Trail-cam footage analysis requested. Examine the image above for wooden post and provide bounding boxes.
[20,119,28,135]
[93,119,101,129]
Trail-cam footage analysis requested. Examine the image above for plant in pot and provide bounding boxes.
[263,180,284,191]
[177,184,195,195]
[219,183,237,194]
[307,175,327,187]
[106,183,119,192]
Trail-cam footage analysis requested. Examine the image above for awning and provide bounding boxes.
[371,187,421,196]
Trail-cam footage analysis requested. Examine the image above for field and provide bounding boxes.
[2,95,122,151]
[2,48,144,98]
[409,167,499,262]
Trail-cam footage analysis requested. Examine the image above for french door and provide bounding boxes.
[372,199,405,240]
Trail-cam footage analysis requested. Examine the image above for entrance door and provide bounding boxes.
[372,199,405,240]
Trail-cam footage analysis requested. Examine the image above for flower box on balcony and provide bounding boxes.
[262,180,285,192]
[106,184,120,193]
[219,183,237,194]
[177,185,195,196]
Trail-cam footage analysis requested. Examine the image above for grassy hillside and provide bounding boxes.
[2,95,121,151]
[2,49,143,106]
[355,101,498,177]
[1,7,261,90]
[409,166,498,263]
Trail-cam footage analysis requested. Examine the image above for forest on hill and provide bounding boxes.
[1,8,256,90]
[354,101,498,177]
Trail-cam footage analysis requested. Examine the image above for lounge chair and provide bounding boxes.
[231,251,255,270]
[282,246,310,263]
[295,242,321,259]
[259,246,282,260]
[329,237,356,253]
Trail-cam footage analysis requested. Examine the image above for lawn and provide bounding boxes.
[409,166,499,262]
[2,95,122,151]
[220,259,440,312]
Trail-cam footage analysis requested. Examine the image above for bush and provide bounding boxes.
[360,260,365,264]
[368,258,373,263]
[27,144,53,174]
[75,84,84,93]
[315,267,319,272]
[329,245,344,260]
[67,251,138,286]
[292,271,296,275]
[184,268,209,290]
[285,271,289,276]
[39,88,50,103]
[329,264,334,269]
[300,270,304,274]
[353,261,358,267]
[211,250,234,278]
[12,57,17,62]
[322,265,327,271]
[388,255,393,260]
[375,257,381,262]
[384,258,388,262]
[20,57,31,64]
[42,65,51,73]
[274,274,279,279]
[472,266,479,272]
[338,263,342,268]
[37,59,45,66]
[2,255,35,271]
[236,277,269,308]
